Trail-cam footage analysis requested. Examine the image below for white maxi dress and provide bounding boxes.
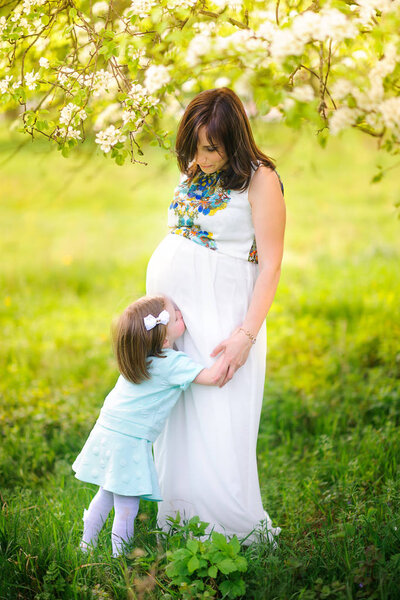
[146,165,281,544]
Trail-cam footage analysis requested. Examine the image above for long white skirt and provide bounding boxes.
[146,233,280,544]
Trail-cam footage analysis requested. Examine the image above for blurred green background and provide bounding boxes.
[1,123,400,599]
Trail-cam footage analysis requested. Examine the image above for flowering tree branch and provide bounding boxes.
[0,0,399,166]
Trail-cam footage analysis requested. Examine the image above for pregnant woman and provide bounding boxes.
[146,87,285,544]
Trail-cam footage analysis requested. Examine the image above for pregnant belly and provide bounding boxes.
[146,233,258,346]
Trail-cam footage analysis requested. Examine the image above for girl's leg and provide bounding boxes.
[111,494,140,557]
[80,487,114,551]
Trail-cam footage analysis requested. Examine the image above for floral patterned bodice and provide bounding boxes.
[168,164,283,263]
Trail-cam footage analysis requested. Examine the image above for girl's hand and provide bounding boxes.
[210,328,254,387]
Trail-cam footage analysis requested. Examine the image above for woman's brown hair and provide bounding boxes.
[175,87,276,192]
[113,295,168,384]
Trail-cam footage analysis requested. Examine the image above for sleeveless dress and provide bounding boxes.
[146,164,282,544]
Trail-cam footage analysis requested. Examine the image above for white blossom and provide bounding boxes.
[83,69,117,97]
[144,64,170,94]
[270,28,305,59]
[227,29,262,54]
[211,0,242,9]
[181,79,196,93]
[126,82,159,111]
[282,97,295,111]
[39,57,49,69]
[167,0,197,9]
[317,8,358,42]
[94,21,105,33]
[127,47,149,68]
[78,43,96,65]
[269,8,358,60]
[331,79,354,101]
[356,0,400,25]
[379,97,400,130]
[352,50,368,61]
[263,107,283,122]
[76,29,90,45]
[121,110,143,130]
[57,67,76,86]
[0,75,13,94]
[186,33,213,66]
[25,70,40,90]
[257,20,277,42]
[95,125,127,153]
[126,0,157,19]
[0,16,7,35]
[329,107,359,135]
[193,21,216,35]
[21,0,46,15]
[92,1,109,17]
[59,103,87,126]
[56,126,82,140]
[215,77,230,88]
[356,42,400,107]
[291,84,314,103]
[35,37,49,53]
[342,57,356,68]
[291,10,323,41]
[365,112,382,130]
[10,7,22,23]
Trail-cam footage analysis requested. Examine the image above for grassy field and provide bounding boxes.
[0,122,399,600]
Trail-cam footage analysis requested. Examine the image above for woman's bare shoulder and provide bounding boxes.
[249,164,284,205]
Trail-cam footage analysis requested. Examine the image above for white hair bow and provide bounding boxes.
[143,310,170,331]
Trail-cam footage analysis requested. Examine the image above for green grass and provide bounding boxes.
[1,122,399,599]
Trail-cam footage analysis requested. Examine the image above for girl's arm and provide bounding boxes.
[210,167,286,387]
[193,355,226,387]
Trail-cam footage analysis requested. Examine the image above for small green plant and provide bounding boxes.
[164,517,248,599]
[34,561,67,600]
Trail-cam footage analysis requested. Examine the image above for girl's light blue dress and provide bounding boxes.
[72,349,203,500]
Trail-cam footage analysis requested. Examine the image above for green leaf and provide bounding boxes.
[69,7,77,19]
[36,120,48,130]
[208,565,217,578]
[371,171,383,183]
[187,555,200,574]
[229,536,240,554]
[219,578,246,599]
[186,538,199,554]
[235,556,247,572]
[217,558,237,574]
[211,531,229,550]
[102,30,115,40]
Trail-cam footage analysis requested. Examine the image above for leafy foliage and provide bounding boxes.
[164,516,248,599]
[0,1,400,165]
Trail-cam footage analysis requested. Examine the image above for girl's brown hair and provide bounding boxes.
[175,87,276,192]
[113,295,168,384]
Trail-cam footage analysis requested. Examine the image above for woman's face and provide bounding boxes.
[195,126,228,174]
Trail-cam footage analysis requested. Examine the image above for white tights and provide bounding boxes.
[80,487,140,557]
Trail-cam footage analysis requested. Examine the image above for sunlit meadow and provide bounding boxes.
[1,122,399,599]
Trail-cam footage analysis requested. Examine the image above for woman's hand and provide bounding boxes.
[210,328,254,387]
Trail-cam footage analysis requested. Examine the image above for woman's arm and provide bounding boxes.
[210,166,286,386]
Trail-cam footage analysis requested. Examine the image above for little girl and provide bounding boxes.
[72,294,223,557]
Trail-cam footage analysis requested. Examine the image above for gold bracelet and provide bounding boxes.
[239,327,257,345]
